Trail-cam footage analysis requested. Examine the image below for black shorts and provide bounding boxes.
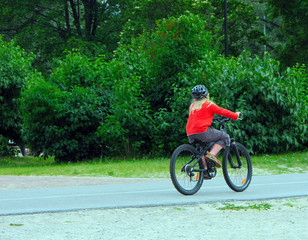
[188,127,230,149]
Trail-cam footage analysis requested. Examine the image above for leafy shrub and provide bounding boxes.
[100,12,307,156]
[50,52,113,117]
[0,37,34,154]
[20,12,306,159]
[97,43,154,157]
[148,51,307,155]
[97,13,216,156]
[0,135,17,157]
[138,13,215,154]
[290,63,307,108]
[97,75,153,157]
[190,52,308,153]
[50,52,105,90]
[143,12,214,110]
[22,77,103,162]
[98,12,307,156]
[21,53,108,162]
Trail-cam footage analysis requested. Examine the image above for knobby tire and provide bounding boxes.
[170,144,203,195]
[222,142,252,192]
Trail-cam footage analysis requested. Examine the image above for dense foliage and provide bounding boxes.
[21,53,109,162]
[0,2,307,160]
[0,135,17,157]
[0,0,129,73]
[192,53,307,153]
[0,37,33,155]
[267,0,308,68]
[0,0,279,72]
[97,13,307,156]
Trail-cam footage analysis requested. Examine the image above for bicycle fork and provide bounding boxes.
[229,139,242,168]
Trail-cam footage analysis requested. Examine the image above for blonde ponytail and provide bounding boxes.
[189,95,213,113]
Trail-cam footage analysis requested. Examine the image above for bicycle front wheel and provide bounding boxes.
[222,142,252,192]
[170,144,203,195]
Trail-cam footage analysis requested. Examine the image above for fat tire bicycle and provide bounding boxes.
[170,116,252,195]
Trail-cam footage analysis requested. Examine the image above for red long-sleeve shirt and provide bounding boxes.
[186,101,239,136]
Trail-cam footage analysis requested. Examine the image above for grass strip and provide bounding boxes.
[217,203,272,211]
[0,151,307,178]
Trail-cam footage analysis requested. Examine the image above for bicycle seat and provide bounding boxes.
[191,139,210,148]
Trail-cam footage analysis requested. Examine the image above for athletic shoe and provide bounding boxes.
[205,152,221,168]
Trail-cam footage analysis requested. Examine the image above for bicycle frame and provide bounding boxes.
[181,142,215,174]
[225,140,242,169]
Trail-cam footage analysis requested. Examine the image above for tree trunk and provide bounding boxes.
[91,0,98,36]
[64,0,71,35]
[82,0,98,39]
[69,0,82,37]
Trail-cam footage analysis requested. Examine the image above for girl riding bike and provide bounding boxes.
[186,85,241,169]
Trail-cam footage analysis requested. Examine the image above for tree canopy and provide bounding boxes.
[0,0,129,72]
[267,0,308,68]
[2,0,306,72]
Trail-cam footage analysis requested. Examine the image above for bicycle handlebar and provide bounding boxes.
[212,114,242,124]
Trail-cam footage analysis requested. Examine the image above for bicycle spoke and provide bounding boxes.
[175,156,199,190]
[223,143,252,192]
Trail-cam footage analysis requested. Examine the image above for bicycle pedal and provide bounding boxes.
[203,171,212,180]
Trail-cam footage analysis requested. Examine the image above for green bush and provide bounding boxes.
[21,53,108,162]
[50,52,113,117]
[19,12,306,159]
[147,51,307,155]
[97,75,153,157]
[0,135,17,157]
[49,52,105,90]
[146,13,215,154]
[97,12,307,156]
[0,37,34,155]
[189,52,307,153]
[143,12,214,110]
[97,43,154,157]
[22,77,103,162]
[107,16,307,156]
[96,13,215,156]
[290,63,307,108]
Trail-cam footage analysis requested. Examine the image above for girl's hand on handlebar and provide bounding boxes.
[236,112,242,120]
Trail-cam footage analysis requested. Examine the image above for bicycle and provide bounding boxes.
[170,116,252,195]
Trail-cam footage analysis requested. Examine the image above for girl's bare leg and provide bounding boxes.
[210,144,222,156]
[201,155,207,169]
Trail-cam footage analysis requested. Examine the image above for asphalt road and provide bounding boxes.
[1,173,307,215]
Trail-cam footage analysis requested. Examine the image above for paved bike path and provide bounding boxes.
[0,173,307,215]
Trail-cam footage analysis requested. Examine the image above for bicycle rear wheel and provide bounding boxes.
[170,144,203,195]
[222,142,252,192]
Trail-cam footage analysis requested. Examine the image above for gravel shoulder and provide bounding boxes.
[1,197,307,240]
[0,175,167,190]
[0,175,307,240]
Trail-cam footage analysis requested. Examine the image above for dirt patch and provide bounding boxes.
[0,175,168,190]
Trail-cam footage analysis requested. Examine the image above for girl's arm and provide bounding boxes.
[209,103,240,120]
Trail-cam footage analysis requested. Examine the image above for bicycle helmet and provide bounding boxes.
[191,85,208,100]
